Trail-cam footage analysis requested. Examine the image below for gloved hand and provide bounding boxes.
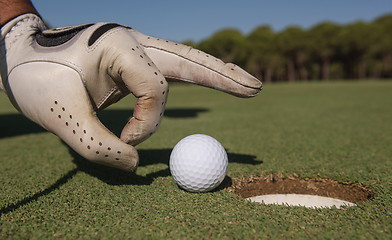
[0,14,262,172]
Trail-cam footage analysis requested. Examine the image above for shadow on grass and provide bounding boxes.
[69,147,257,193]
[0,150,259,216]
[70,148,261,186]
[0,168,79,216]
[0,108,260,215]
[0,108,209,138]
[97,108,209,136]
[0,113,46,138]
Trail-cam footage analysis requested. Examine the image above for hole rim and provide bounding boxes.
[227,173,374,207]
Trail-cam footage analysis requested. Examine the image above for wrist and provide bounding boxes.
[0,0,39,27]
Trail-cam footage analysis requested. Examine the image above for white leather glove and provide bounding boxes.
[0,14,262,172]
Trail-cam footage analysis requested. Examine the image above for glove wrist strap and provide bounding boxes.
[1,14,44,41]
[1,14,46,91]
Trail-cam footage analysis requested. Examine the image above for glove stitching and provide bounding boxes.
[140,45,259,90]
[97,86,118,109]
[9,59,85,83]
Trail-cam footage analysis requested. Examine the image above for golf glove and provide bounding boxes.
[0,14,262,172]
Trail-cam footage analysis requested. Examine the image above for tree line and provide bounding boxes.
[185,14,392,82]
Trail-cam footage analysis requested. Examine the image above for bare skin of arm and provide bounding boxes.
[0,0,39,26]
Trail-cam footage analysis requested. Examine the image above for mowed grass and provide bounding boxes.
[0,80,391,239]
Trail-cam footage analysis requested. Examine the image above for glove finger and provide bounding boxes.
[106,33,168,146]
[130,30,262,98]
[7,63,138,172]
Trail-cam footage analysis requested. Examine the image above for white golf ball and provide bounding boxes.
[169,134,228,192]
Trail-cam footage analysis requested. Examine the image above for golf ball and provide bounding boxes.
[170,134,228,192]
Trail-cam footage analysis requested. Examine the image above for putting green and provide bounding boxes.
[1,80,391,239]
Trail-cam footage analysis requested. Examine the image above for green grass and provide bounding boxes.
[1,80,391,239]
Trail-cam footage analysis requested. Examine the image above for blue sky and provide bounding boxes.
[32,0,391,42]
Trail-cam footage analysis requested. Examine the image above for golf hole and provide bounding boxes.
[228,174,373,209]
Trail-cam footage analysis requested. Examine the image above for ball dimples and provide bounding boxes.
[170,134,228,192]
